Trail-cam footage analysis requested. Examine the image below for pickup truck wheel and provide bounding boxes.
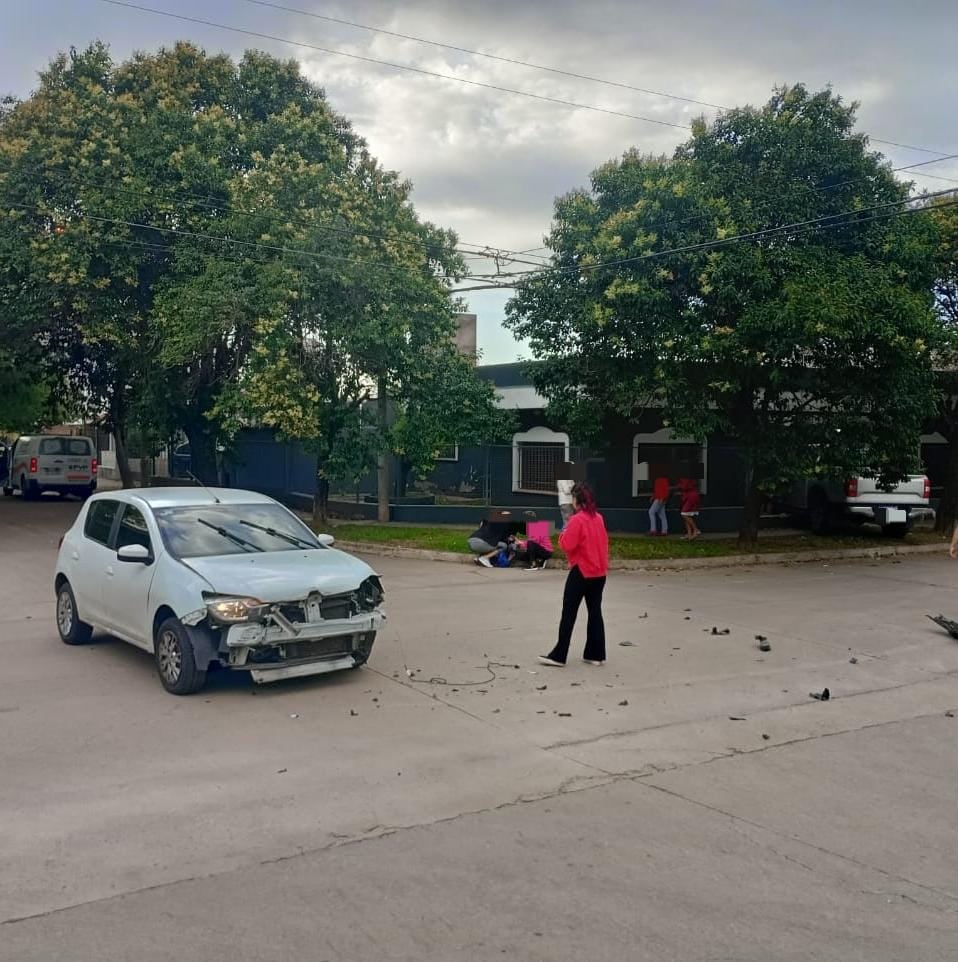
[56,582,94,645]
[808,492,832,535]
[20,476,38,501]
[882,523,910,539]
[155,618,207,695]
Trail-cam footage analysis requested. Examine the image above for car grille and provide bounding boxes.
[277,593,355,624]
[283,636,353,660]
[319,596,352,620]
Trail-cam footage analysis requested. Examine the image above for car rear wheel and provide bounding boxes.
[56,582,93,645]
[155,617,207,695]
[20,476,38,501]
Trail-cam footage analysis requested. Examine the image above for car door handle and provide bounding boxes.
[71,551,80,561]
[106,566,115,577]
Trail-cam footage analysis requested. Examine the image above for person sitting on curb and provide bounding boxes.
[468,517,512,567]
[521,513,555,570]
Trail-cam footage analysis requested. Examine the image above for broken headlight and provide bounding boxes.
[356,576,384,612]
[203,594,268,624]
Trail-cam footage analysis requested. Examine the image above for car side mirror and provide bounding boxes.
[117,543,152,564]
[316,533,335,548]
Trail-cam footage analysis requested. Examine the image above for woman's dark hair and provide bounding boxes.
[572,482,598,515]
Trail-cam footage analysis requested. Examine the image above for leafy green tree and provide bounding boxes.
[929,197,958,532]
[391,344,514,496]
[507,85,940,541]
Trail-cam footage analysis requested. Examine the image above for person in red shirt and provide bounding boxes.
[539,482,610,667]
[649,474,670,536]
[679,478,702,539]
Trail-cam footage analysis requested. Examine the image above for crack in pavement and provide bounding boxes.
[1,770,616,927]
[7,704,956,928]
[634,779,958,910]
[542,670,958,752]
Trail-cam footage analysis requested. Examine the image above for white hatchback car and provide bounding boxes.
[54,488,385,694]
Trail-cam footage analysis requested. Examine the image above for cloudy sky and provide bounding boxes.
[4,0,958,362]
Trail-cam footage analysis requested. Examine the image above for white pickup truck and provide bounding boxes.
[777,475,934,537]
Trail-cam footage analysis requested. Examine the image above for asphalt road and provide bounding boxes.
[2,494,957,960]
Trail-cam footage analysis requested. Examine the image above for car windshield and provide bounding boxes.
[153,503,322,559]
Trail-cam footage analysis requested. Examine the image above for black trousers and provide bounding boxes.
[525,542,553,567]
[548,565,607,663]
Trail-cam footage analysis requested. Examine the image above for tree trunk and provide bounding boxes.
[936,434,958,533]
[398,459,412,499]
[312,457,329,528]
[112,423,135,489]
[376,377,390,523]
[738,478,763,545]
[185,423,218,484]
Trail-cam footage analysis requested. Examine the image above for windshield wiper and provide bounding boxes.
[197,517,263,552]
[239,519,316,550]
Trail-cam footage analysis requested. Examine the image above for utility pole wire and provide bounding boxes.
[237,0,952,158]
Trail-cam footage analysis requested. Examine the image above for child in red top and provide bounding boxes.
[679,479,701,540]
[649,474,670,536]
[539,483,610,667]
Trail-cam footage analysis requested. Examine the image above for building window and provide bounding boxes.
[512,428,570,494]
[633,429,707,497]
[435,445,459,462]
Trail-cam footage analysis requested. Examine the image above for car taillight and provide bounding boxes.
[29,457,38,474]
[92,458,98,475]
[923,477,931,500]
[845,478,858,498]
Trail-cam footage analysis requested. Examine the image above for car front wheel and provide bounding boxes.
[155,618,208,695]
[56,582,93,645]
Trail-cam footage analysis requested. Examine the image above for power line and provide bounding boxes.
[237,0,951,159]
[99,0,693,132]
[481,153,958,269]
[452,197,958,292]
[464,188,958,284]
[0,158,545,265]
[2,201,478,280]
[6,151,953,287]
[238,0,727,109]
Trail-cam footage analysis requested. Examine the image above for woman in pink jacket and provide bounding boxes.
[539,482,610,667]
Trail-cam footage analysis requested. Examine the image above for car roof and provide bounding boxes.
[18,434,94,442]
[92,487,278,510]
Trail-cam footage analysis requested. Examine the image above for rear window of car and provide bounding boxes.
[84,500,120,545]
[39,438,92,456]
[153,503,321,559]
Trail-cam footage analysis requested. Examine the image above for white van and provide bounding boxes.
[4,435,98,500]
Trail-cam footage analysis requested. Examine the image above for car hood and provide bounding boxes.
[182,548,376,602]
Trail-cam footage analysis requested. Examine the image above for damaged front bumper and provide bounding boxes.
[223,608,385,684]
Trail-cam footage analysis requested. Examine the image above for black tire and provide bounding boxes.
[56,582,93,645]
[154,617,207,695]
[75,485,95,501]
[882,523,910,539]
[2,486,12,497]
[808,491,832,535]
